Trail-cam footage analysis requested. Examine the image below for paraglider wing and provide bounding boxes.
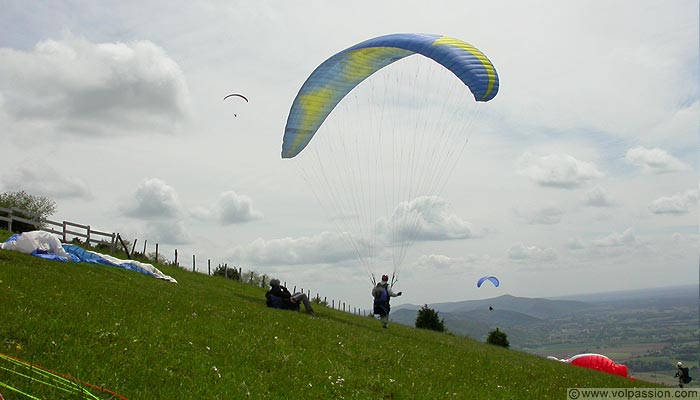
[223,93,249,102]
[566,354,629,378]
[282,33,499,159]
[477,275,499,288]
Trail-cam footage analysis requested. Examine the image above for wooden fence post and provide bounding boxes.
[117,233,131,259]
[155,243,159,263]
[192,255,196,272]
[142,239,147,256]
[62,221,67,242]
[174,249,178,266]
[86,225,91,246]
[131,239,137,256]
[208,259,211,275]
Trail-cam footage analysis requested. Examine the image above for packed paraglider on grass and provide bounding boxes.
[547,353,631,379]
[0,230,177,283]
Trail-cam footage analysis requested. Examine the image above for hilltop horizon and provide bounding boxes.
[394,283,698,311]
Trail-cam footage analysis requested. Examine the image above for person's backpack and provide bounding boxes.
[266,292,282,308]
[372,286,389,315]
[681,367,692,384]
[373,286,388,302]
[266,293,300,311]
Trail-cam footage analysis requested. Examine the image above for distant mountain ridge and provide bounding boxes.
[546,284,698,303]
[390,284,698,348]
[394,284,698,315]
[394,294,596,319]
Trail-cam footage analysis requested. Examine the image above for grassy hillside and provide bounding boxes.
[0,230,660,399]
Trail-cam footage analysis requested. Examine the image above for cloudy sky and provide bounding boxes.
[1,1,697,310]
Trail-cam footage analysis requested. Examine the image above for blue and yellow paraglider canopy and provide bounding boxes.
[477,275,499,288]
[282,33,499,159]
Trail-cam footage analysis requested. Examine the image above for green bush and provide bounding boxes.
[212,263,241,280]
[415,304,446,332]
[487,328,510,348]
[312,293,329,306]
[0,190,57,232]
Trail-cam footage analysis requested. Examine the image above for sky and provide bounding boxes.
[1,1,698,311]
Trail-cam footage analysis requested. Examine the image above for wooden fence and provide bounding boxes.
[0,206,116,250]
[0,206,372,316]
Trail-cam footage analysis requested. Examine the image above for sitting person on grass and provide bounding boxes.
[265,278,315,315]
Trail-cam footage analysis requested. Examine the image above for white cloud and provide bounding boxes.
[648,189,699,215]
[592,228,638,247]
[508,243,557,262]
[516,152,603,188]
[188,205,213,221]
[565,238,586,250]
[515,206,563,225]
[122,178,182,219]
[144,220,192,245]
[377,196,477,242]
[216,190,263,224]
[0,163,92,199]
[0,35,190,137]
[230,231,358,266]
[583,187,616,207]
[186,191,263,225]
[414,254,478,272]
[670,232,700,246]
[625,146,690,174]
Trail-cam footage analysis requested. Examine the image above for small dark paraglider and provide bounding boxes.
[223,93,248,102]
[223,93,249,117]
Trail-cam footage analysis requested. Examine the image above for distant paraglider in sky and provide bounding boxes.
[223,93,248,117]
[223,93,248,102]
[477,276,500,288]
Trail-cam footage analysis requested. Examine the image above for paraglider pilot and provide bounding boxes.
[266,279,315,316]
[675,362,692,388]
[372,274,402,328]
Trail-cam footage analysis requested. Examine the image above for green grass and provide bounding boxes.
[0,229,661,399]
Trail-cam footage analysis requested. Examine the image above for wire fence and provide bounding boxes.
[0,207,373,316]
